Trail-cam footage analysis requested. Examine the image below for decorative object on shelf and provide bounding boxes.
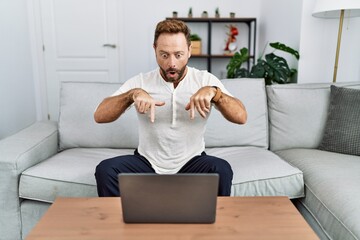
[172,11,178,18]
[226,42,300,85]
[312,0,360,83]
[224,25,239,55]
[215,7,220,18]
[230,12,235,18]
[201,11,208,18]
[190,34,202,55]
[188,7,193,18]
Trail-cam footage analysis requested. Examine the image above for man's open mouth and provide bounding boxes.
[167,70,178,77]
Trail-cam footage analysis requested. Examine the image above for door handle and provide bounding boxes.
[103,44,116,48]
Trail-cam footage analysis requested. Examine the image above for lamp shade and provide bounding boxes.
[313,0,360,18]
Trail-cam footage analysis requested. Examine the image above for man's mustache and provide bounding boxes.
[166,68,179,73]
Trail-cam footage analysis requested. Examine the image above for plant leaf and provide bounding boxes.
[270,42,300,60]
[225,43,299,84]
[235,68,250,78]
[190,34,201,41]
[226,48,250,78]
[250,53,291,84]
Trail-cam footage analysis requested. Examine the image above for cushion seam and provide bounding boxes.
[232,172,303,185]
[20,175,95,186]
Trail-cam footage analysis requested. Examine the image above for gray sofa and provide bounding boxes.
[0,79,359,240]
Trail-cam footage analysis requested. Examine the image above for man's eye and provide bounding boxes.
[161,54,168,59]
[176,54,182,59]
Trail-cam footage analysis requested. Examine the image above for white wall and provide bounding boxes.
[258,0,302,71]
[298,0,360,83]
[0,0,36,139]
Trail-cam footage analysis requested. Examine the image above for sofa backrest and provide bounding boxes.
[205,78,268,148]
[267,82,360,151]
[59,82,139,150]
[59,78,269,150]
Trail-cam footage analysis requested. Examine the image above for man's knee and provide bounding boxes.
[95,159,121,197]
[95,159,107,172]
[95,158,118,180]
[95,159,106,173]
[213,158,233,196]
[209,157,233,174]
[222,160,233,175]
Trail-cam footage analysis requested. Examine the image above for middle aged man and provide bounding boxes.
[94,19,247,197]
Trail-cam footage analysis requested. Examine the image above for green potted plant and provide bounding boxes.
[190,34,202,55]
[188,7,193,18]
[226,42,300,85]
[215,7,220,18]
[190,34,201,41]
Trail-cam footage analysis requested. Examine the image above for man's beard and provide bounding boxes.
[160,64,187,83]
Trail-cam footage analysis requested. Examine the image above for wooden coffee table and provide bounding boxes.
[26,196,318,240]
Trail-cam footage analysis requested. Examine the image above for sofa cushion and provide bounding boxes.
[318,85,360,156]
[19,147,304,203]
[206,147,304,198]
[206,78,269,148]
[276,148,360,240]
[59,82,139,150]
[19,148,134,202]
[267,82,360,151]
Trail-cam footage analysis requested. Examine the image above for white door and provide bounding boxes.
[40,0,119,121]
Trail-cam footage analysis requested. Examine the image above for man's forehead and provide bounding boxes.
[156,33,187,44]
[156,41,188,52]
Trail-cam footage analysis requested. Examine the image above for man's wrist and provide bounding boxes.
[129,88,143,102]
[211,86,222,103]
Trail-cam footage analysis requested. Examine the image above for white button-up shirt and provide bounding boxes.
[111,67,229,174]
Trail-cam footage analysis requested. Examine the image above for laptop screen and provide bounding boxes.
[118,173,219,223]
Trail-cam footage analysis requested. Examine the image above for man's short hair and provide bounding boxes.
[153,19,191,47]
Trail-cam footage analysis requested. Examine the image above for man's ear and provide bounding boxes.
[153,44,158,57]
[188,44,192,58]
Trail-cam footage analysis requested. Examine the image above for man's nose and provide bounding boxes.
[167,56,176,68]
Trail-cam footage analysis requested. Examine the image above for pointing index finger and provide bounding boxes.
[190,101,195,120]
[150,102,155,123]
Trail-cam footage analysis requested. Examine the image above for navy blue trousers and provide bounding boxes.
[95,150,233,197]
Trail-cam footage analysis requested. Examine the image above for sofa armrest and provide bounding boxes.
[0,121,58,240]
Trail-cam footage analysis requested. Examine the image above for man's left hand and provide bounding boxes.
[185,86,216,119]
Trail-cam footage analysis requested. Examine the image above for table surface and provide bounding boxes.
[26,196,318,240]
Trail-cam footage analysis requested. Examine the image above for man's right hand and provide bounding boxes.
[94,88,165,124]
[132,89,165,123]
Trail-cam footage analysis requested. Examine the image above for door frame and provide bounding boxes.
[27,0,125,121]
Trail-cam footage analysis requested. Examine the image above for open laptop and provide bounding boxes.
[118,173,219,223]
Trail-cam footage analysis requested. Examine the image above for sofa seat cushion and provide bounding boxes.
[206,146,304,198]
[19,148,135,202]
[20,147,304,203]
[275,148,360,240]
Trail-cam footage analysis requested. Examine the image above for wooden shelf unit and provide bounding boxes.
[166,17,257,73]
